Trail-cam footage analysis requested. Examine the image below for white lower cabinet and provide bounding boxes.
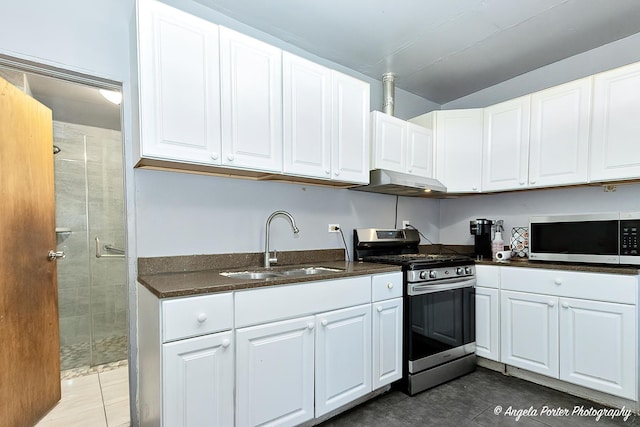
[163,332,234,427]
[372,298,403,389]
[315,304,372,417]
[500,290,559,377]
[559,297,636,400]
[498,267,638,401]
[475,287,499,361]
[235,316,315,427]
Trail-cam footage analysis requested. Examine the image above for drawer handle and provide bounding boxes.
[554,278,562,285]
[221,339,230,349]
[307,322,315,330]
[321,319,328,327]
[377,306,383,313]
[387,282,393,289]
[561,302,569,309]
[547,300,555,307]
[197,313,208,323]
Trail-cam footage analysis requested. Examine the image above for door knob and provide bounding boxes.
[48,250,65,261]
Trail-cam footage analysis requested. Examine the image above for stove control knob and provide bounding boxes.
[465,267,472,275]
[429,270,437,279]
[456,267,464,275]
[419,271,427,279]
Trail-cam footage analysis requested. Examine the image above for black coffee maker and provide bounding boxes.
[470,219,493,259]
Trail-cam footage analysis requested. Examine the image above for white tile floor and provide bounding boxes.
[35,366,130,427]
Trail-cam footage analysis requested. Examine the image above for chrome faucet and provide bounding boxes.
[264,210,299,268]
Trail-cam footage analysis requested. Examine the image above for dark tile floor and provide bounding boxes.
[319,368,639,426]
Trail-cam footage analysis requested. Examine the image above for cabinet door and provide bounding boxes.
[138,0,221,164]
[282,52,331,179]
[591,62,640,181]
[529,78,591,187]
[162,332,234,427]
[406,123,434,178]
[559,297,636,400]
[331,71,370,184]
[315,304,372,417]
[220,27,282,172]
[433,109,483,193]
[372,298,403,389]
[371,111,406,173]
[236,316,315,426]
[483,96,531,191]
[501,290,558,377]
[236,316,315,427]
[475,287,499,361]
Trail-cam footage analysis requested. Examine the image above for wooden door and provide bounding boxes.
[559,297,636,400]
[500,290,559,378]
[0,76,60,426]
[315,304,371,417]
[475,287,500,361]
[372,298,403,389]
[406,122,433,178]
[482,96,531,191]
[371,111,406,173]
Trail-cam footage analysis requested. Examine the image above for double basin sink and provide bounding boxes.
[220,266,343,281]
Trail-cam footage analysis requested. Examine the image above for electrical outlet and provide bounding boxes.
[328,224,340,233]
[402,220,411,229]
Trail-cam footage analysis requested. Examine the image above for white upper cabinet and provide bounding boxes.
[529,78,591,188]
[411,109,483,192]
[137,0,221,164]
[371,111,434,178]
[590,62,640,181]
[482,96,531,192]
[282,52,331,179]
[219,27,283,172]
[282,55,370,184]
[406,123,433,177]
[371,112,406,172]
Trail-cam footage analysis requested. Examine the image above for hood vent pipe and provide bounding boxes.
[382,72,395,116]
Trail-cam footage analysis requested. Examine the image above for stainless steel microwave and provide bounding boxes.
[529,212,640,265]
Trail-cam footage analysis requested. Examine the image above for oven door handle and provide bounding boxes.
[408,278,476,296]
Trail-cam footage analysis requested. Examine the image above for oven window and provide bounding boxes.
[530,221,618,255]
[408,287,475,362]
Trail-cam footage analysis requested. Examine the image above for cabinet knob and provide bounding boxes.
[407,169,412,173]
[227,154,234,161]
[377,306,383,313]
[221,339,230,348]
[325,170,331,175]
[472,186,478,191]
[211,152,219,160]
[334,171,340,177]
[519,181,525,185]
[307,322,314,330]
[197,313,207,323]
[561,302,570,309]
[387,282,393,289]
[321,319,328,327]
[530,180,536,184]
[547,300,555,307]
[554,278,562,285]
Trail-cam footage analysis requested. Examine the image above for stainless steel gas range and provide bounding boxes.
[354,228,477,396]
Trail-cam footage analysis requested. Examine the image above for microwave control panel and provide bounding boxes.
[620,220,639,255]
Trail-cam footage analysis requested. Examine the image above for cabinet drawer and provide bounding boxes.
[476,265,499,288]
[162,292,233,342]
[501,267,637,304]
[371,272,403,301]
[235,276,371,328]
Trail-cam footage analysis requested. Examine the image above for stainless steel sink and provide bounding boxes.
[277,267,343,277]
[220,266,343,280]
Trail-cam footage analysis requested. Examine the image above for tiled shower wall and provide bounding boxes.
[54,121,127,370]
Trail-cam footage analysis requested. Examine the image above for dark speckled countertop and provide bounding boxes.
[137,249,401,298]
[475,257,640,275]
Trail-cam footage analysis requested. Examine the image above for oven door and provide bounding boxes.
[407,278,476,373]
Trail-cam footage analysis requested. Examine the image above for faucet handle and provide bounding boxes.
[269,249,278,265]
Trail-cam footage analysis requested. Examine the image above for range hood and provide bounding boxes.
[351,169,447,197]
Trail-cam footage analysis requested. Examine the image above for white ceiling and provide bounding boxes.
[196,0,640,104]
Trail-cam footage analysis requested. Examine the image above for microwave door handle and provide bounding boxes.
[409,278,476,296]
